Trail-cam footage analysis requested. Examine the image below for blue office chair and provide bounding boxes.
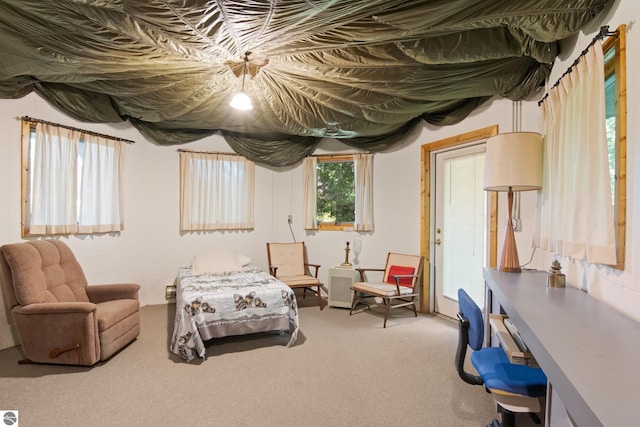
[455,288,547,427]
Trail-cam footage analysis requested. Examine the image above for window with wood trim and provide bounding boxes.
[21,119,125,236]
[316,154,355,230]
[179,151,254,231]
[603,24,626,269]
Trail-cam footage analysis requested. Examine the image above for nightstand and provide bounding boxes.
[328,266,358,308]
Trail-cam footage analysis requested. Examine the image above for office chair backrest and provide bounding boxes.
[457,288,484,351]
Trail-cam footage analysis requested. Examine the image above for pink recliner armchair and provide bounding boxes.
[0,240,140,366]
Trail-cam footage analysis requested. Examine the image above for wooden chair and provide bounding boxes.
[349,252,424,327]
[267,242,323,310]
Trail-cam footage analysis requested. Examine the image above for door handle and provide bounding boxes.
[434,239,441,246]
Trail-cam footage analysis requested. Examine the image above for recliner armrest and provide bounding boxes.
[13,301,97,315]
[86,284,140,304]
[12,302,101,365]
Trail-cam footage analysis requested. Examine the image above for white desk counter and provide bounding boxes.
[484,268,640,427]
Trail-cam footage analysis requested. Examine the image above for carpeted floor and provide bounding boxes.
[0,299,503,426]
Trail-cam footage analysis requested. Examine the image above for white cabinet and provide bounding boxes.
[328,267,358,308]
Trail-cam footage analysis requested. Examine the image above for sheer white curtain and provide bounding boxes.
[180,151,254,231]
[302,156,317,230]
[25,121,126,236]
[302,154,373,230]
[28,123,79,235]
[354,153,374,231]
[534,41,616,265]
[78,134,124,233]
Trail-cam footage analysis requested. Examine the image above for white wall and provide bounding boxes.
[1,0,638,350]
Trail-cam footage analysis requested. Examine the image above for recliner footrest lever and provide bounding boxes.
[49,343,81,358]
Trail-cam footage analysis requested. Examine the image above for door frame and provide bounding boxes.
[419,125,499,313]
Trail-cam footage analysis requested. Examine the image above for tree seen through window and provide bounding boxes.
[316,159,355,225]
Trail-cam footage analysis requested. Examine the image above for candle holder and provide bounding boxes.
[341,226,354,267]
[341,241,352,267]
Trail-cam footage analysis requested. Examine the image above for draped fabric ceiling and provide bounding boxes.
[0,0,611,166]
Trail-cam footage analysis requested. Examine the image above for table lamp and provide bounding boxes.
[484,132,542,272]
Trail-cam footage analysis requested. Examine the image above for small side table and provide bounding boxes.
[328,266,358,308]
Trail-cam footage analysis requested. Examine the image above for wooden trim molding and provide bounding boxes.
[419,125,499,313]
[603,24,627,270]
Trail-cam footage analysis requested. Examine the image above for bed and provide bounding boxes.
[170,251,298,362]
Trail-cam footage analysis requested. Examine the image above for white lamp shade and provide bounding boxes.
[484,132,543,191]
[229,92,253,110]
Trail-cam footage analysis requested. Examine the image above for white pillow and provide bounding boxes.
[191,250,243,274]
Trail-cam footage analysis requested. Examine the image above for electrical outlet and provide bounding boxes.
[287,214,292,224]
[165,284,177,300]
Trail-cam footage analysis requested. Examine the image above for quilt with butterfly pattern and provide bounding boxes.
[170,264,298,361]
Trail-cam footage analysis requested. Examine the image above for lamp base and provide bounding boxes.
[498,227,521,272]
[498,264,521,273]
[498,189,521,273]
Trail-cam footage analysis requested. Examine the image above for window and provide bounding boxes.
[316,155,355,230]
[179,151,254,231]
[603,24,626,269]
[303,153,373,231]
[21,119,125,236]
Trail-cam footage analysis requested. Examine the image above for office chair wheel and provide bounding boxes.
[529,412,542,424]
[486,411,541,427]
[499,408,515,427]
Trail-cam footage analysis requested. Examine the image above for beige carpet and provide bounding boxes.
[0,299,501,426]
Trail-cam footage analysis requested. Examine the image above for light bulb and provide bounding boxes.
[229,92,253,110]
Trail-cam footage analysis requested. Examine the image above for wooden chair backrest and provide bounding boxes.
[382,252,424,288]
[267,242,306,276]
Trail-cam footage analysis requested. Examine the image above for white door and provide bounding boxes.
[432,144,488,319]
